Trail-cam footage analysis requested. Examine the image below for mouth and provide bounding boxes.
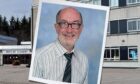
[64,34,75,38]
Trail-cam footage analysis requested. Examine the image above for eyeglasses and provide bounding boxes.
[57,21,82,29]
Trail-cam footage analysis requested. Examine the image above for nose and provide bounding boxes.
[67,24,73,33]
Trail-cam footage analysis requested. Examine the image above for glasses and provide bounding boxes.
[57,21,82,29]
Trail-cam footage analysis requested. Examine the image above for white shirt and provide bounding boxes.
[32,40,88,84]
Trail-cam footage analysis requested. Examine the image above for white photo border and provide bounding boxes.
[29,0,110,84]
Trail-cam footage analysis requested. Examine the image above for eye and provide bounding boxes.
[61,22,67,25]
[72,23,81,25]
[57,21,68,28]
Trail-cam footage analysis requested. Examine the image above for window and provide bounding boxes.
[137,0,140,3]
[93,0,101,5]
[66,0,93,3]
[104,49,110,60]
[128,0,136,3]
[109,0,118,7]
[127,19,140,32]
[107,23,110,33]
[138,20,140,30]
[104,46,138,61]
[128,20,137,31]
[127,0,140,4]
[104,48,120,61]
[111,48,120,60]
[110,20,119,34]
[128,47,138,60]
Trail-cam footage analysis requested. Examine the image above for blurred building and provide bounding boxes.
[0,35,18,45]
[101,0,140,67]
[0,35,31,65]
[32,0,140,67]
[0,29,31,66]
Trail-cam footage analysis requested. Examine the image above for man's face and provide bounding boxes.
[55,8,83,47]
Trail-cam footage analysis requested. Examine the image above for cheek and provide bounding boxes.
[75,30,82,36]
[57,28,65,35]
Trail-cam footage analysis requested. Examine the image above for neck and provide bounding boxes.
[58,40,74,53]
[64,45,74,53]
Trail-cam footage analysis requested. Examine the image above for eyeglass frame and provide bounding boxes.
[57,21,82,29]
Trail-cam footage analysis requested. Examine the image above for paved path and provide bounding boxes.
[102,68,140,84]
[0,64,37,84]
[0,65,140,84]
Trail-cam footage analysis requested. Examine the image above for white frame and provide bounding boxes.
[29,0,109,84]
[104,47,120,61]
[110,48,120,60]
[104,48,111,60]
[128,47,138,60]
[107,22,110,34]
[127,19,140,32]
[127,0,140,5]
[138,19,140,30]
[109,0,119,7]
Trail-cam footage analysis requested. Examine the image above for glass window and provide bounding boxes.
[127,0,136,4]
[110,0,118,7]
[138,20,140,30]
[104,48,120,61]
[111,49,119,60]
[137,0,140,3]
[107,23,110,33]
[104,47,138,62]
[127,0,140,4]
[104,49,110,60]
[128,19,140,32]
[128,20,137,31]
[93,0,101,5]
[128,47,138,60]
[66,0,93,3]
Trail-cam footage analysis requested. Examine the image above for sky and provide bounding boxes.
[0,0,32,20]
[33,2,108,84]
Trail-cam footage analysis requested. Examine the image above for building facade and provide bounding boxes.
[101,0,140,67]
[32,0,140,67]
[0,43,32,65]
[0,33,32,65]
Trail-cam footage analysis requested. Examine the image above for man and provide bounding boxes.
[32,7,88,84]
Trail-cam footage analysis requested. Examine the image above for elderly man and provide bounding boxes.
[33,7,88,84]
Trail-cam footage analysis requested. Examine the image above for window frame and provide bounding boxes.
[127,19,140,32]
[127,0,140,5]
[109,0,119,7]
[107,22,110,34]
[104,47,120,61]
[128,47,138,60]
[104,48,111,60]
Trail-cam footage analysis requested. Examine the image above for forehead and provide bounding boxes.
[58,7,81,21]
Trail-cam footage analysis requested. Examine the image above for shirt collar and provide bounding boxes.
[55,40,75,57]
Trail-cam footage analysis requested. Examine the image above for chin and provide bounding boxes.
[66,39,77,46]
[66,41,75,47]
[59,36,78,45]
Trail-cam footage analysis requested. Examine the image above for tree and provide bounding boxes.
[15,18,20,30]
[2,17,9,35]
[0,15,2,31]
[20,16,31,41]
[21,16,28,26]
[10,16,16,30]
[26,17,31,40]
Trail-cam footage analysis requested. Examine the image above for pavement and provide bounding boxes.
[0,64,37,84]
[102,68,140,84]
[0,64,140,84]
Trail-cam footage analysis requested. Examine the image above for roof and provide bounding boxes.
[0,35,18,45]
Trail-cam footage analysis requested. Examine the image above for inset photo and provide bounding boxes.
[29,0,109,84]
